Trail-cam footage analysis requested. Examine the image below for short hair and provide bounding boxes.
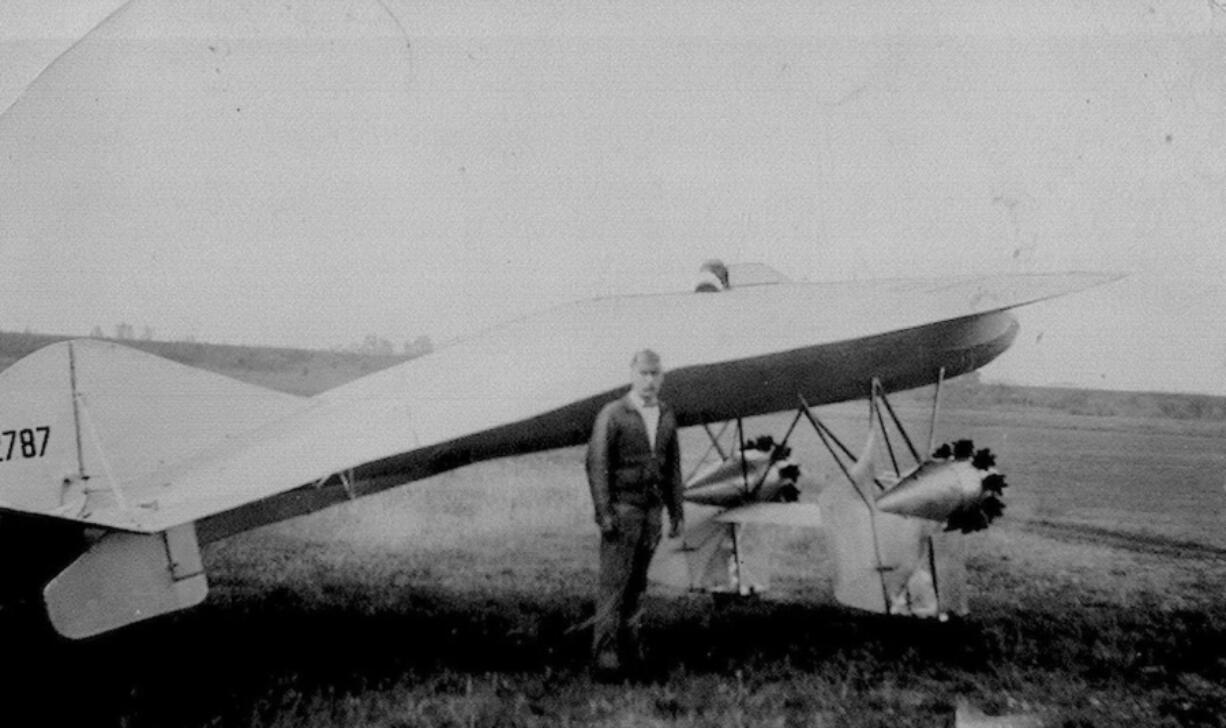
[630,349,661,368]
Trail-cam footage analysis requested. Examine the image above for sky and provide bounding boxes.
[0,0,1223,394]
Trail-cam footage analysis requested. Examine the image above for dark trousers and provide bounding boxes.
[592,502,662,666]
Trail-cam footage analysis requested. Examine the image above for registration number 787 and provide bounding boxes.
[0,427,51,461]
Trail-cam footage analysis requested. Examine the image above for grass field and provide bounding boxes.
[1,336,1224,727]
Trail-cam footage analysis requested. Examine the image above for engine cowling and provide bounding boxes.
[683,440,800,507]
[875,441,1006,533]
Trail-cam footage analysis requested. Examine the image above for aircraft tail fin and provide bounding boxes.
[0,340,91,522]
[0,339,305,530]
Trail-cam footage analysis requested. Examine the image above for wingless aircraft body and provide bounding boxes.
[0,266,1115,638]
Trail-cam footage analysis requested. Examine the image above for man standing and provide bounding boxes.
[586,349,684,679]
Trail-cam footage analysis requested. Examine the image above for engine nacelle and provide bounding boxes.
[683,443,800,508]
[876,441,1006,533]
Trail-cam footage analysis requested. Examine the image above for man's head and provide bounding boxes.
[629,349,664,405]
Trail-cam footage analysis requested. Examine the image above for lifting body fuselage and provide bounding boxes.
[199,309,1017,542]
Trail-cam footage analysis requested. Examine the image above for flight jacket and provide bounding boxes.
[586,393,684,528]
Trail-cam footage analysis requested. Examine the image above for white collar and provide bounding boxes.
[627,391,659,410]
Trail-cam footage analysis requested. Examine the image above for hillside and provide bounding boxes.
[900,375,1226,422]
[1,330,1224,420]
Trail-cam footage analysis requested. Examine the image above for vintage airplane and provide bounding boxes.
[0,263,1117,638]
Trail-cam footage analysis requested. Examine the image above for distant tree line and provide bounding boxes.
[335,333,433,358]
[86,323,433,360]
[90,323,156,341]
